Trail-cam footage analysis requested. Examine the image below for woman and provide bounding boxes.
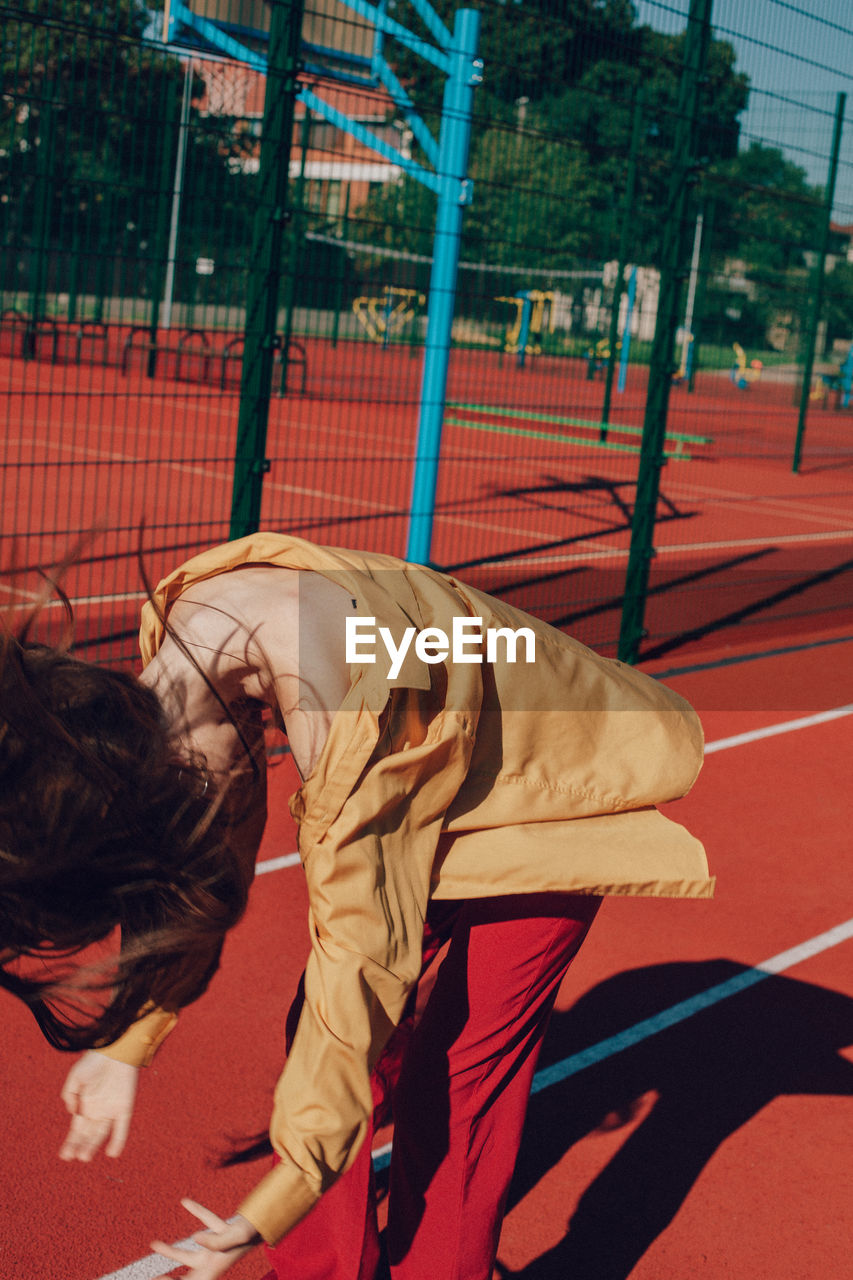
[1,532,711,1279]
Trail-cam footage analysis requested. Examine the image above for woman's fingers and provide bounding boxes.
[150,1237,191,1264]
[181,1198,228,1232]
[151,1201,260,1276]
[60,1075,82,1112]
[104,1108,131,1158]
[58,1052,139,1161]
[59,1112,112,1162]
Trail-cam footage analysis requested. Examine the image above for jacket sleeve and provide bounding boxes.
[94,1005,179,1067]
[237,688,476,1245]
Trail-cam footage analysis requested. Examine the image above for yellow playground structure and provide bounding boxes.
[730,342,763,389]
[353,287,425,344]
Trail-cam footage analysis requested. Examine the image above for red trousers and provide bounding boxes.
[262,892,599,1280]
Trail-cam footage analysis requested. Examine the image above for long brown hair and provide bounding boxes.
[0,632,250,1050]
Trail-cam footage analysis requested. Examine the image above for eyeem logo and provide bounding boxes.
[345,616,536,679]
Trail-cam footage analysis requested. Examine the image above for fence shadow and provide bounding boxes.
[496,959,853,1278]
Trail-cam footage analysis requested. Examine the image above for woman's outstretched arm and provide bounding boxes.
[58,589,272,1163]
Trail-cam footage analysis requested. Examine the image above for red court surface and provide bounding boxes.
[2,333,852,1278]
[2,625,852,1280]
[3,338,852,667]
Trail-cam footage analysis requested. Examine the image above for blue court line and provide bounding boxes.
[370,913,853,1174]
[97,702,853,1276]
[530,915,853,1094]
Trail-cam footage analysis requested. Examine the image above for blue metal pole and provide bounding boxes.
[405,8,481,564]
[617,266,636,394]
[516,291,531,369]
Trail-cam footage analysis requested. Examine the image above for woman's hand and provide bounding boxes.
[151,1200,261,1277]
[59,1051,139,1161]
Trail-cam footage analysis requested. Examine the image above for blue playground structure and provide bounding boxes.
[163,0,481,565]
[815,341,853,408]
[618,265,637,393]
[730,342,763,390]
[585,339,610,380]
[588,265,636,389]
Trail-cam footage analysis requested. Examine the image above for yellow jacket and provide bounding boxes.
[112,533,710,1243]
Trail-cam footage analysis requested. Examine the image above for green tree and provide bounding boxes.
[388,0,640,123]
[695,144,824,352]
[356,119,609,266]
[533,25,749,266]
[349,1,828,356]
[353,0,751,274]
[818,259,853,351]
[0,0,255,307]
[708,143,821,273]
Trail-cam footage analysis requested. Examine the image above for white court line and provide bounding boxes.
[479,525,853,568]
[704,703,853,753]
[255,851,301,874]
[8,419,853,558]
[251,705,853,877]
[83,703,853,1279]
[0,580,40,602]
[11,523,853,619]
[96,1238,201,1280]
[102,907,853,1275]
[705,497,853,531]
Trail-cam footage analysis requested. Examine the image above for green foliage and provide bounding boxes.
[822,259,853,350]
[464,126,612,265]
[707,143,822,273]
[352,0,830,353]
[695,144,825,351]
[357,120,611,268]
[358,0,752,271]
[0,0,837,348]
[0,0,255,304]
[390,0,640,119]
[699,282,775,350]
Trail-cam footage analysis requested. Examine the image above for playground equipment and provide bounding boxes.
[731,342,763,389]
[616,265,637,394]
[600,263,637,435]
[162,0,482,561]
[497,290,555,367]
[810,341,853,408]
[353,287,425,345]
[585,337,612,379]
[672,331,694,385]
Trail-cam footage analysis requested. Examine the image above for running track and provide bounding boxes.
[2,624,852,1279]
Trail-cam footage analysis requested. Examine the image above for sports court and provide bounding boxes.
[3,632,852,1279]
[2,0,853,1277]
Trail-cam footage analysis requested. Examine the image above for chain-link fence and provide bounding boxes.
[2,0,852,666]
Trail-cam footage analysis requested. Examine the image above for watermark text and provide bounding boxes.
[346,616,536,679]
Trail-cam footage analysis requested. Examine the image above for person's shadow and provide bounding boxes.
[497,959,853,1278]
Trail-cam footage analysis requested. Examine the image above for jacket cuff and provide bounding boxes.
[94,1007,179,1067]
[237,1157,323,1246]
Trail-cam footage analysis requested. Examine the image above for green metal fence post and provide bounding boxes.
[26,81,57,344]
[66,193,82,324]
[229,0,305,539]
[145,82,181,378]
[792,91,845,474]
[601,86,643,438]
[617,0,713,665]
[93,186,115,325]
[280,105,310,395]
[331,181,350,349]
[160,58,194,334]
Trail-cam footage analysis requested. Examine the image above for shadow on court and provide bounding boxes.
[497,960,853,1279]
[441,473,692,580]
[638,555,853,661]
